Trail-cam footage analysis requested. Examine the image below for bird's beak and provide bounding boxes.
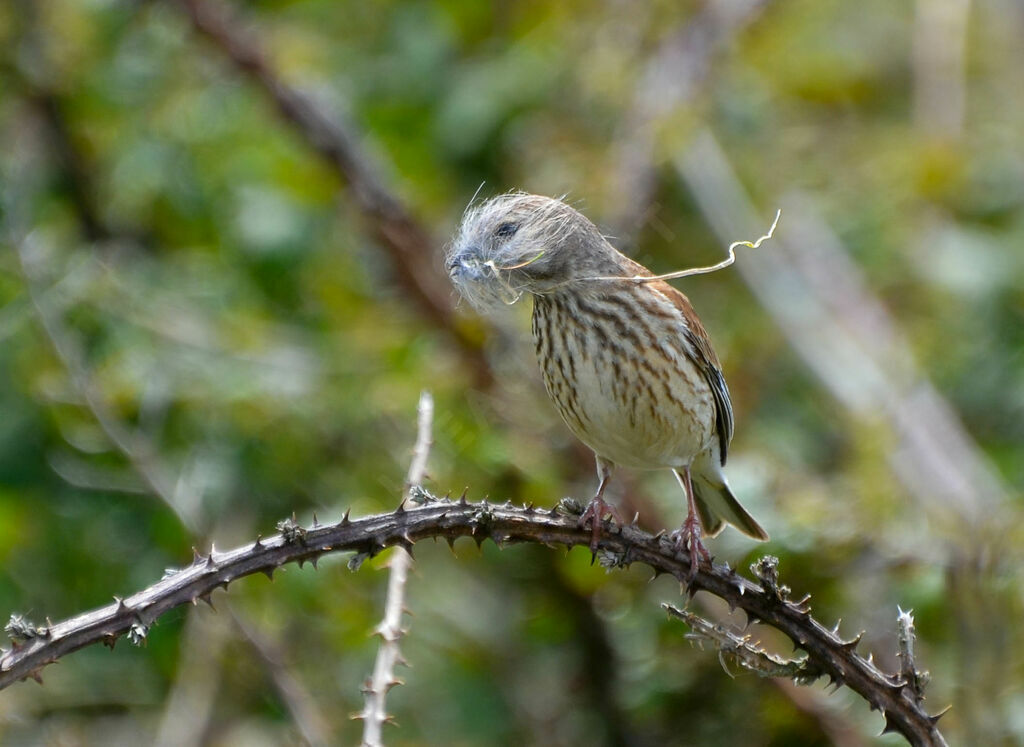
[447,247,487,281]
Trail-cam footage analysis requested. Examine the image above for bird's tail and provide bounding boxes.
[688,464,769,541]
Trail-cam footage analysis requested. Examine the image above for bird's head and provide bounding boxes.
[446,192,625,309]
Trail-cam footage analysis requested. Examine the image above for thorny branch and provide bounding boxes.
[1,495,947,746]
[357,391,434,744]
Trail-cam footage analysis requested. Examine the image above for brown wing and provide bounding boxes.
[652,280,734,466]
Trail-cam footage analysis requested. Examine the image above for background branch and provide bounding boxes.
[1,495,947,745]
[229,606,331,747]
[170,0,490,385]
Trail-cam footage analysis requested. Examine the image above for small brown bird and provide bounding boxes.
[447,192,767,572]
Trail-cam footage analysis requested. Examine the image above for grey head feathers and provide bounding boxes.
[446,192,630,309]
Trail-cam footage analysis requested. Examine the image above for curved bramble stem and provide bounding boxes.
[0,492,946,745]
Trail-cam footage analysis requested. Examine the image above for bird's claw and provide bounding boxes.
[671,515,711,581]
[578,496,623,555]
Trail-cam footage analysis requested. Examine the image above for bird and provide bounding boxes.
[446,191,767,574]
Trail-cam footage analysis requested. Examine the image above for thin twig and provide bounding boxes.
[0,495,949,745]
[358,391,433,745]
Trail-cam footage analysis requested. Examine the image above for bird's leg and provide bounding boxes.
[671,467,711,580]
[578,457,623,553]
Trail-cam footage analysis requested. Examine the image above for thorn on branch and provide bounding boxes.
[842,631,865,652]
[395,534,416,556]
[791,593,813,614]
[881,713,899,736]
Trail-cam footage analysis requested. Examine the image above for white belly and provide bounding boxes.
[565,344,714,469]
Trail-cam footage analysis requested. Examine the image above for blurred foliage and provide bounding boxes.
[0,0,1022,744]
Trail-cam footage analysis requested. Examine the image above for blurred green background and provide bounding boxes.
[1,0,1022,744]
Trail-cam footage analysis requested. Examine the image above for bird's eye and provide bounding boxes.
[495,222,519,239]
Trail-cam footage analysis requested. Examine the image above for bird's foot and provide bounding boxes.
[578,496,623,554]
[671,514,711,581]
